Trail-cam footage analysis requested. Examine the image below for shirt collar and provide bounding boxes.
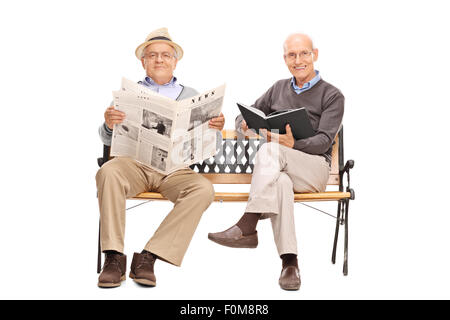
[291,70,321,92]
[143,76,178,87]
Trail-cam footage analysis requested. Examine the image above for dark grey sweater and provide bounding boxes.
[235,78,344,163]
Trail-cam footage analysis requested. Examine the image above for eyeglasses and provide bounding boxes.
[285,51,314,61]
[144,52,175,61]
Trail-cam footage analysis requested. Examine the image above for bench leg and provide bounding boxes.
[97,219,102,274]
[343,199,349,276]
[331,200,342,264]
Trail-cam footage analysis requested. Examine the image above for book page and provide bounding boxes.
[237,103,267,119]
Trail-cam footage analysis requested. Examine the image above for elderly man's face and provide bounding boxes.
[141,42,178,84]
[284,35,318,85]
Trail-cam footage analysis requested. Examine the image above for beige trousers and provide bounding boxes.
[245,142,330,256]
[95,157,215,266]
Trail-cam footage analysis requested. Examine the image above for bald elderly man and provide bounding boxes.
[96,28,225,288]
[208,33,344,290]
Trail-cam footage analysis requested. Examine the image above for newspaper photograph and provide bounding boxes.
[110,77,225,175]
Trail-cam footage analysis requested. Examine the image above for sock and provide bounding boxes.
[281,254,298,268]
[236,212,261,236]
[104,250,122,256]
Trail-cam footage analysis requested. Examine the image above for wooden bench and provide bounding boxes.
[97,128,355,275]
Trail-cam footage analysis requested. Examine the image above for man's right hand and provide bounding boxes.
[104,105,126,130]
[240,120,259,138]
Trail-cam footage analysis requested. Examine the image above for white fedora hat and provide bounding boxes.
[135,27,184,60]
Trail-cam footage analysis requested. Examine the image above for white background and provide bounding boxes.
[1,0,449,300]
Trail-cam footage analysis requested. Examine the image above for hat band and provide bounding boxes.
[149,36,171,42]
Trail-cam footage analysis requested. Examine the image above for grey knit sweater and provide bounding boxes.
[235,78,344,163]
[99,84,198,146]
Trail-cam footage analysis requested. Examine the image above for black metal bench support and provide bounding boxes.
[330,127,355,276]
[97,220,101,274]
[332,199,343,265]
[343,198,349,276]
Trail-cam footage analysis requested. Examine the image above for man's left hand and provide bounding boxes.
[209,113,225,131]
[262,124,295,148]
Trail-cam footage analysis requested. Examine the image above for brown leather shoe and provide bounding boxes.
[208,225,258,248]
[279,266,301,291]
[98,253,126,288]
[129,252,156,286]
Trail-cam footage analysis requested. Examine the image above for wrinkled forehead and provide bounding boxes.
[144,42,176,54]
[284,35,314,52]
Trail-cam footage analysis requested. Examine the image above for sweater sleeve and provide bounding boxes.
[98,101,114,146]
[98,122,113,146]
[293,93,344,155]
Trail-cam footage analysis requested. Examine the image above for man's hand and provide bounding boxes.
[209,112,225,131]
[261,124,295,148]
[240,119,259,138]
[104,105,126,130]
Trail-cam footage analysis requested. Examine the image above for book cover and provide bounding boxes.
[237,103,315,140]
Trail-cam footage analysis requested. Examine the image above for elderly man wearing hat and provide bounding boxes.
[96,28,225,288]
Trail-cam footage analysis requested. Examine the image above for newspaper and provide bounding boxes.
[110,78,225,175]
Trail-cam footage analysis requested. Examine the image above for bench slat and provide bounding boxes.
[200,173,340,185]
[132,191,351,202]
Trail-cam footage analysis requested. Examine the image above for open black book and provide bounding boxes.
[237,103,315,140]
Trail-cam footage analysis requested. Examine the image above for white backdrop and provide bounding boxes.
[1,0,449,299]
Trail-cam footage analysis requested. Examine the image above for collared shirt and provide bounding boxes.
[290,70,321,94]
[139,76,183,100]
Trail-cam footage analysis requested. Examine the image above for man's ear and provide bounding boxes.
[313,48,319,62]
[141,58,146,69]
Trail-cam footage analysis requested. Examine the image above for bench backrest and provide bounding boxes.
[190,129,343,186]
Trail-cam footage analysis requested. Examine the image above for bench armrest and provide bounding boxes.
[340,159,355,200]
[343,160,354,173]
[97,145,111,168]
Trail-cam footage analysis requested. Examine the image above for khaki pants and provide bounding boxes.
[245,142,330,256]
[95,157,215,266]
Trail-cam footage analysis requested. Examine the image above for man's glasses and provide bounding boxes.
[144,52,175,61]
[285,51,314,61]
